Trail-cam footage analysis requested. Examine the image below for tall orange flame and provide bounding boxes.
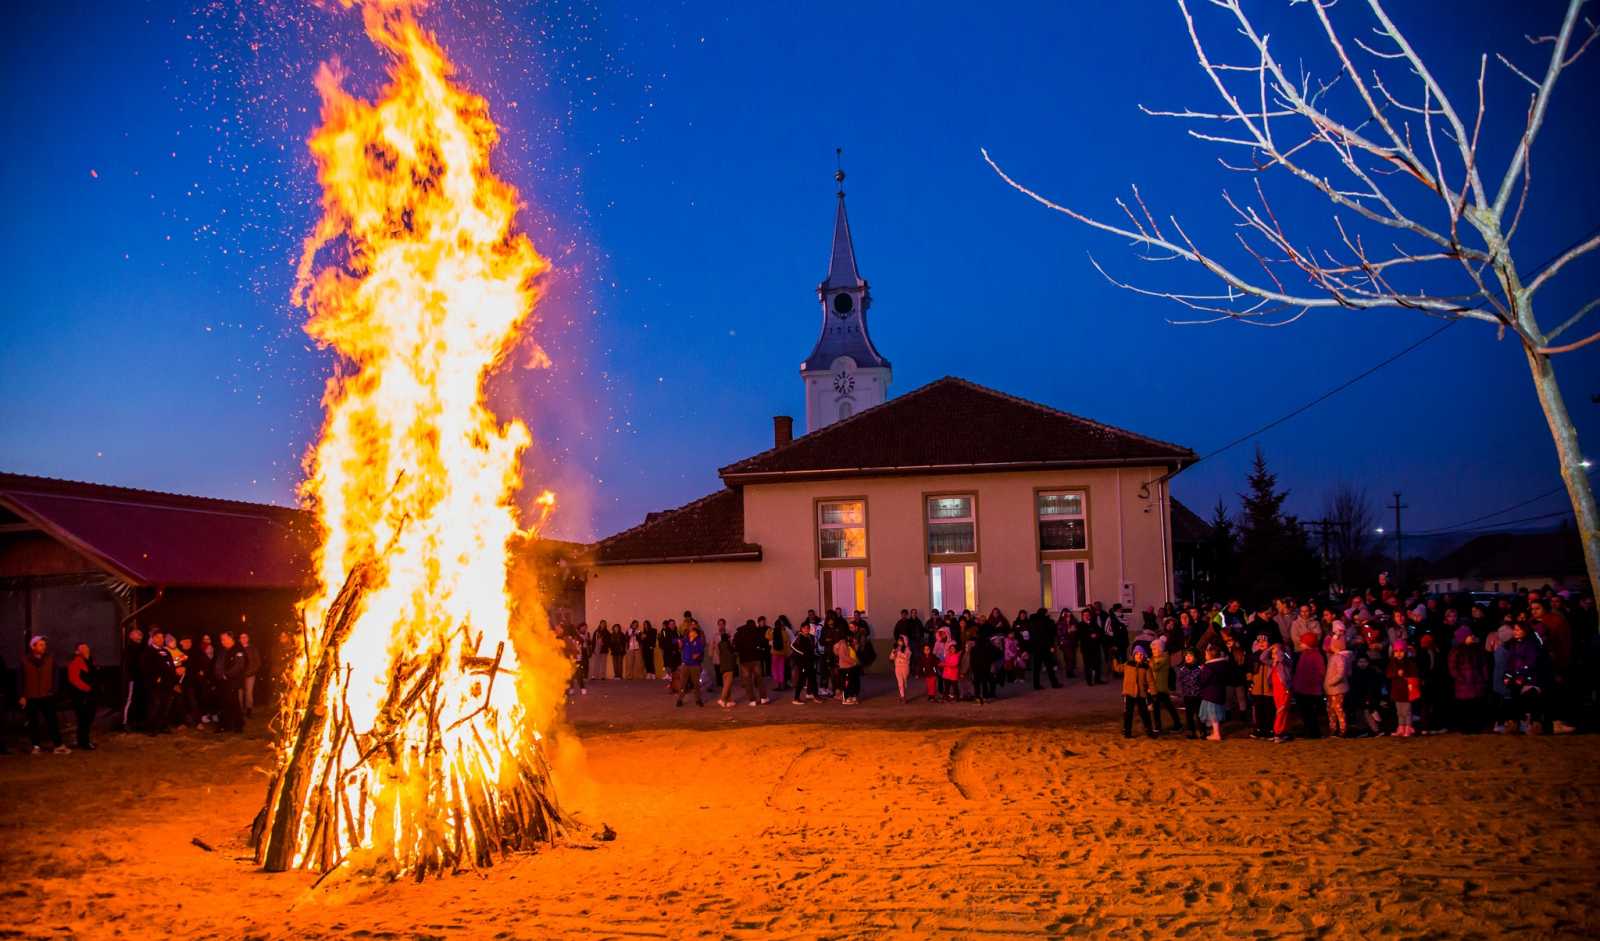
[255,0,567,877]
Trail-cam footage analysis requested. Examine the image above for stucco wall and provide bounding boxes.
[585,466,1174,629]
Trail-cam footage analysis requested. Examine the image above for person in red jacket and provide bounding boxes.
[67,642,96,750]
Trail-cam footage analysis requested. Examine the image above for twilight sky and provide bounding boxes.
[2,0,1597,542]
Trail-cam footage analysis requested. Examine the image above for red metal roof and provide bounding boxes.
[719,377,1194,483]
[0,472,315,589]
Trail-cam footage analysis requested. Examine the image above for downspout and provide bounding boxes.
[1115,470,1125,602]
[1157,473,1171,605]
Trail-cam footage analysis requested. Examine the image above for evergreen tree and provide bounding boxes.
[1235,447,1320,599]
[1204,497,1238,600]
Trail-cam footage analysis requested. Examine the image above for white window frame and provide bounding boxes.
[1037,489,1088,554]
[925,494,977,557]
[817,499,867,562]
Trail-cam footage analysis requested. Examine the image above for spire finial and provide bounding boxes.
[834,147,845,196]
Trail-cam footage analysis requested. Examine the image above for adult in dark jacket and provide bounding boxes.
[1027,608,1062,690]
[142,629,177,734]
[970,630,998,703]
[733,619,769,705]
[789,624,819,702]
[121,625,146,732]
[67,642,96,750]
[1078,610,1105,686]
[21,636,68,752]
[659,621,681,677]
[216,632,248,732]
[640,621,659,679]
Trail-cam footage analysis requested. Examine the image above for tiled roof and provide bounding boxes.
[720,377,1194,481]
[0,472,315,589]
[590,487,761,566]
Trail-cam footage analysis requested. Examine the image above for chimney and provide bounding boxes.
[772,415,794,447]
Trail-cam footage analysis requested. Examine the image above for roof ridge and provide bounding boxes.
[590,486,738,550]
[718,378,955,476]
[0,470,305,516]
[942,376,1196,457]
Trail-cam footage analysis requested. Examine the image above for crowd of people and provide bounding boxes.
[0,625,264,755]
[565,581,1598,742]
[557,602,1158,709]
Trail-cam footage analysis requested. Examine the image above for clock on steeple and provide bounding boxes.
[800,153,891,434]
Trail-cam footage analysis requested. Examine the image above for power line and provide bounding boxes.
[1414,507,1576,537]
[1409,469,1594,535]
[1184,319,1458,471]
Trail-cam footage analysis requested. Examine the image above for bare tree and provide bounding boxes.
[1323,481,1376,589]
[985,0,1600,596]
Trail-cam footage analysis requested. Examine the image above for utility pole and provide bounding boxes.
[1386,491,1407,589]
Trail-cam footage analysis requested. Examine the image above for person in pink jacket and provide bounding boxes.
[1291,632,1327,739]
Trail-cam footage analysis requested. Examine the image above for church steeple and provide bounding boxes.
[822,171,864,292]
[801,151,891,433]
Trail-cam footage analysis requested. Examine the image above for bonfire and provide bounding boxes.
[251,0,568,879]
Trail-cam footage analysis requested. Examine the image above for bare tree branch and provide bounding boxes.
[1526,231,1600,296]
[1493,0,1586,218]
[980,148,1500,325]
[1546,296,1600,341]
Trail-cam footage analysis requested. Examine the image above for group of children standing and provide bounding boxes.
[1115,616,1564,742]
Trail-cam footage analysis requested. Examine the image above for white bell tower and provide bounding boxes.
[801,155,891,434]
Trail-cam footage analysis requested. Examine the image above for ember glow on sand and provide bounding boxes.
[253,0,568,878]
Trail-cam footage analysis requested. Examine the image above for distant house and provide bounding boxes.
[0,472,587,669]
[0,472,314,669]
[1424,529,1587,594]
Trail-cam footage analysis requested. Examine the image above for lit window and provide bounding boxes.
[818,500,867,560]
[926,495,976,555]
[1037,490,1087,552]
[931,563,976,612]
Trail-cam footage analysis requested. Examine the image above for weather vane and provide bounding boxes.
[835,147,845,195]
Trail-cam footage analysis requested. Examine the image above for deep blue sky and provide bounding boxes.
[2,1,1596,541]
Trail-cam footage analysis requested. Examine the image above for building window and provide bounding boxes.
[931,563,976,613]
[818,500,867,560]
[1037,490,1087,552]
[838,400,853,420]
[926,495,976,556]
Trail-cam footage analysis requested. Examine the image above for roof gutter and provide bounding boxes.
[593,549,763,567]
[720,455,1195,484]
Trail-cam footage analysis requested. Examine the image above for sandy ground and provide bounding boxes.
[3,675,1598,940]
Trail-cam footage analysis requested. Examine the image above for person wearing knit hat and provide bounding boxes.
[1291,631,1327,739]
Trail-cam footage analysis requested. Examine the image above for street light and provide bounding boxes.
[1375,527,1385,535]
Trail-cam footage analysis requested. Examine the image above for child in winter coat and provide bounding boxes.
[1448,632,1491,733]
[1268,641,1294,742]
[1120,644,1156,738]
[1291,632,1327,739]
[1197,644,1230,741]
[1149,638,1181,732]
[1387,640,1422,736]
[914,643,939,702]
[940,644,962,701]
[1350,644,1385,736]
[890,636,913,704]
[1175,649,1204,739]
[1323,635,1353,737]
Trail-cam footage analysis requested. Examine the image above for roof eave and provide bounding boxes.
[593,548,764,567]
[0,493,152,587]
[720,455,1195,485]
